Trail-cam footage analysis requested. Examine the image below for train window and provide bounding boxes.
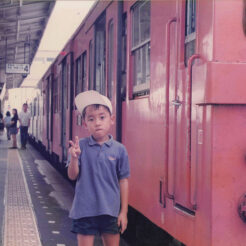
[67,64,69,109]
[89,41,94,90]
[75,57,81,95]
[184,0,196,66]
[82,51,87,92]
[107,20,114,99]
[95,14,106,95]
[53,78,58,113]
[131,1,150,96]
[121,13,127,100]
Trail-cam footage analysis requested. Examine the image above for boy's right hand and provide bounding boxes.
[69,136,81,159]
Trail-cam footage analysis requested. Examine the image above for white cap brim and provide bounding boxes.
[74,90,112,115]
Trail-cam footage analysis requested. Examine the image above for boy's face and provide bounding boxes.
[83,105,114,142]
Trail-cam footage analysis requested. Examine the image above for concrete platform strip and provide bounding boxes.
[4,150,42,246]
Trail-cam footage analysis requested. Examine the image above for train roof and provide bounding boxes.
[40,0,102,82]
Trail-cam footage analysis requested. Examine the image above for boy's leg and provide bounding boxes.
[101,233,120,246]
[77,234,95,246]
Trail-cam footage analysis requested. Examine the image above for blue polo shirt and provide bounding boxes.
[68,135,130,219]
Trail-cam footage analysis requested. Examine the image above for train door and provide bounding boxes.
[49,75,53,151]
[95,13,106,94]
[61,58,67,162]
[172,0,197,212]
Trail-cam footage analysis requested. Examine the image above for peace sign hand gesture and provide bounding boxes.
[69,136,81,159]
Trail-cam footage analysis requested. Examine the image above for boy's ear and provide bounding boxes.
[111,114,115,125]
[82,120,87,129]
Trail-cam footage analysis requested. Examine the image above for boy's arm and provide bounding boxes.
[67,136,81,180]
[67,156,79,180]
[118,178,129,234]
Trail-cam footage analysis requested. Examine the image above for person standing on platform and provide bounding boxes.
[9,108,18,149]
[67,90,130,246]
[19,103,31,149]
[4,111,11,140]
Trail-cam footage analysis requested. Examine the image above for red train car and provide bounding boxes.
[38,0,246,245]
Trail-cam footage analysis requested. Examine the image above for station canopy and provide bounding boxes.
[0,0,55,89]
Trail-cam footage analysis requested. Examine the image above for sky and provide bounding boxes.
[21,0,95,87]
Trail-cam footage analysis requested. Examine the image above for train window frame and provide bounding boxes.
[131,0,151,96]
[107,19,114,99]
[184,0,196,66]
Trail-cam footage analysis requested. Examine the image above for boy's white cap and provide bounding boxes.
[75,90,112,114]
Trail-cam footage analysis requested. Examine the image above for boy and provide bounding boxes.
[67,90,130,246]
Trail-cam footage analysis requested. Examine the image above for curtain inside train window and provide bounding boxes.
[131,1,150,96]
[185,0,196,66]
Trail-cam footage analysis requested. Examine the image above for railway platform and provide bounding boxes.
[0,135,129,246]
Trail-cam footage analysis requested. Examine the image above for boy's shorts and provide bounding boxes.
[71,215,120,235]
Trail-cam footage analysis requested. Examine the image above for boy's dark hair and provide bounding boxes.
[82,104,111,119]
[23,103,27,106]
[6,111,10,116]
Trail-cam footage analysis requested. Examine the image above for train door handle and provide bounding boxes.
[171,99,182,107]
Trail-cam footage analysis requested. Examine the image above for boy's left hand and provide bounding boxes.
[117,212,128,234]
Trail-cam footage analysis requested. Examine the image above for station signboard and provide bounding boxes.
[5,63,30,74]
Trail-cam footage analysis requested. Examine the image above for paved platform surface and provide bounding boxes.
[0,135,129,246]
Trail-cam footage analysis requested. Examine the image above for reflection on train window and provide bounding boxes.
[131,1,150,96]
[53,78,58,113]
[82,51,87,92]
[95,14,106,95]
[89,41,94,90]
[107,20,114,99]
[75,56,81,95]
[185,0,196,66]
